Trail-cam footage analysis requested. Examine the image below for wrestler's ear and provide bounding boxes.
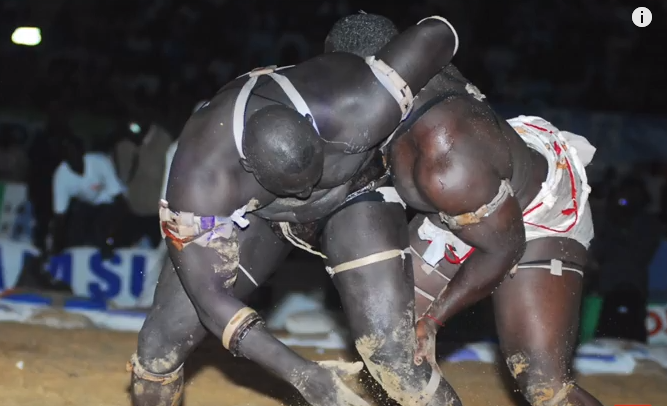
[239,158,254,173]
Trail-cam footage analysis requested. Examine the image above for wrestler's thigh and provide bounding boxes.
[324,205,460,405]
[233,213,293,295]
[321,201,412,336]
[493,237,586,381]
[173,213,290,299]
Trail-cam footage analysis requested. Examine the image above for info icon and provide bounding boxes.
[632,7,652,27]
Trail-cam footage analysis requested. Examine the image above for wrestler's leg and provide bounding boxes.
[494,237,603,406]
[166,215,369,406]
[131,214,292,406]
[322,203,461,406]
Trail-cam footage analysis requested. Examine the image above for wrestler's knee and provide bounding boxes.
[506,352,575,406]
[355,330,437,406]
[137,316,192,374]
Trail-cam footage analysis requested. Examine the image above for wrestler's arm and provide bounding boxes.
[163,163,349,393]
[374,16,458,94]
[416,137,526,326]
[331,17,459,151]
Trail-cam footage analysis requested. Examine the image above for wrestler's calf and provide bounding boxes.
[130,261,208,406]
[505,351,580,406]
[128,353,185,406]
[354,313,459,406]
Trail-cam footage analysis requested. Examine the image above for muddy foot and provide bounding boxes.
[294,361,369,406]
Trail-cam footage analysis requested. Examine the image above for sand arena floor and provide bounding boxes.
[0,322,665,406]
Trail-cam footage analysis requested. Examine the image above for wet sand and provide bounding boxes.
[0,322,664,406]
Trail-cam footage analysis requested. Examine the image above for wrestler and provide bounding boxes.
[326,13,603,406]
[129,16,459,406]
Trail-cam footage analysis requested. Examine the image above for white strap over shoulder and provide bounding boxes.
[417,16,459,57]
[232,65,319,159]
[232,75,260,159]
[266,72,320,134]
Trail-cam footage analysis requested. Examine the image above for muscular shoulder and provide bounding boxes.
[412,100,506,215]
[165,137,271,217]
[415,149,502,216]
[413,96,502,156]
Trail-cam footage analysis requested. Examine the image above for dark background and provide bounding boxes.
[2,0,665,126]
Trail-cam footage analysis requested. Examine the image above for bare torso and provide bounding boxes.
[389,65,548,214]
[390,65,588,317]
[168,52,401,224]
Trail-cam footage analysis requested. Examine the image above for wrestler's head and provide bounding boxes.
[241,105,324,198]
[324,12,398,57]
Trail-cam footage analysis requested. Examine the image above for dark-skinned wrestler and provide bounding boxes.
[129,16,460,406]
[326,13,603,406]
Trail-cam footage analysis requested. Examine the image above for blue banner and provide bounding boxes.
[0,239,160,307]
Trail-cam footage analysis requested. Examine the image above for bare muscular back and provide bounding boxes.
[389,67,548,214]
[168,56,385,224]
[167,20,459,224]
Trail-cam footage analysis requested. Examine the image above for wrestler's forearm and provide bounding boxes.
[168,236,317,387]
[203,288,315,380]
[426,250,516,324]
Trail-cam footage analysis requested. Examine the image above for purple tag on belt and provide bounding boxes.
[200,216,215,230]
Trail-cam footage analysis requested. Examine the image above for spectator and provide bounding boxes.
[136,101,200,307]
[113,118,172,248]
[51,136,127,257]
[0,124,28,182]
[27,107,71,251]
[590,166,617,200]
[645,161,665,216]
[135,128,178,308]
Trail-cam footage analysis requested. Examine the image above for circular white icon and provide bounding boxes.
[632,7,652,27]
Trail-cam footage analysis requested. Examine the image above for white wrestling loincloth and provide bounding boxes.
[419,115,596,267]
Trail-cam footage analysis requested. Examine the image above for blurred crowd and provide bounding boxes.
[1,0,666,125]
[0,107,174,255]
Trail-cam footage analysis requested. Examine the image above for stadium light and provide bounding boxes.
[11,27,42,46]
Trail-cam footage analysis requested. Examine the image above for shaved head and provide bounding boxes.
[242,105,324,197]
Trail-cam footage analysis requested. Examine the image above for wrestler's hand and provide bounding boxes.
[414,316,439,367]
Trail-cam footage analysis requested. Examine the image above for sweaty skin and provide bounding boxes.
[392,84,530,326]
[132,18,458,406]
[390,65,604,406]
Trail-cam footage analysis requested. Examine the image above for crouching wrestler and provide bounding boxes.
[128,15,460,406]
[405,116,601,406]
[327,13,603,406]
